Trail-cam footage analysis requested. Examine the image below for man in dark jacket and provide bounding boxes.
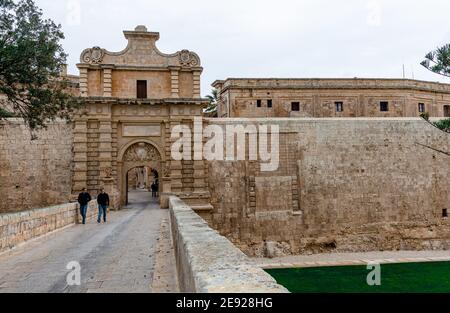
[97,188,110,224]
[77,188,92,225]
[151,182,157,198]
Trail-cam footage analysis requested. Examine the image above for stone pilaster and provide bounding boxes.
[103,67,113,97]
[87,120,100,193]
[98,120,113,181]
[78,66,88,97]
[170,120,183,193]
[193,118,205,193]
[193,70,201,98]
[111,122,118,181]
[72,120,88,194]
[170,67,180,98]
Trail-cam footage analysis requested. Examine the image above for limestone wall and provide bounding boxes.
[0,201,97,253]
[204,118,450,256]
[0,119,74,213]
[169,196,288,293]
[213,78,450,118]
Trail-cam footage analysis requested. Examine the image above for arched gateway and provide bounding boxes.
[119,141,162,205]
[71,25,211,211]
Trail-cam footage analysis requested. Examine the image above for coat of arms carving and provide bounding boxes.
[123,143,161,162]
[81,46,105,64]
[179,50,200,67]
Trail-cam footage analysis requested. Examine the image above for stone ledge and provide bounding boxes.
[0,200,97,253]
[169,196,288,293]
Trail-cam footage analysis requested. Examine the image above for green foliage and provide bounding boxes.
[433,118,450,133]
[0,106,14,117]
[420,112,450,134]
[0,0,82,130]
[421,43,450,77]
[204,89,219,116]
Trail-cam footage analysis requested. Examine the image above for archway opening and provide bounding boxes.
[126,166,160,206]
[120,141,162,208]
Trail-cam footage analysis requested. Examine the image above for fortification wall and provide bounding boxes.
[205,118,450,257]
[0,119,74,213]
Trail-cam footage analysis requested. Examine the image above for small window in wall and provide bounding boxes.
[335,101,344,112]
[291,102,300,112]
[380,101,389,112]
[267,100,273,108]
[137,80,147,99]
[443,209,448,218]
[444,105,450,117]
[257,100,262,108]
[418,103,425,113]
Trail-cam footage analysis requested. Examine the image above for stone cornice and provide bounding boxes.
[217,78,450,94]
[76,64,203,73]
[83,97,209,105]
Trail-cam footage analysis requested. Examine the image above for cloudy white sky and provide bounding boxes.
[35,0,450,95]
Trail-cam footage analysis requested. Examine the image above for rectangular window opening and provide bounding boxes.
[335,101,344,112]
[137,80,147,99]
[267,100,273,108]
[444,105,450,117]
[380,101,389,112]
[257,100,262,108]
[291,102,300,112]
[443,209,448,218]
[418,103,425,113]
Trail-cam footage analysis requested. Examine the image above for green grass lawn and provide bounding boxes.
[266,262,450,293]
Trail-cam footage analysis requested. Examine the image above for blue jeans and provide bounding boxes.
[98,204,108,223]
[80,204,88,224]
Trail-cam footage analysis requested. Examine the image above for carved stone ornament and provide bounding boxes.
[179,50,199,67]
[82,46,105,64]
[123,143,161,162]
[103,167,113,178]
[163,163,170,177]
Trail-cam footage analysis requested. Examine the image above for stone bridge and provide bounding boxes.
[0,190,285,293]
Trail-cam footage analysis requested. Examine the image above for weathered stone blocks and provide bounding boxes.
[169,196,288,293]
[0,201,97,253]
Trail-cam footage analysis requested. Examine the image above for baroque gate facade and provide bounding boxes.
[71,26,211,211]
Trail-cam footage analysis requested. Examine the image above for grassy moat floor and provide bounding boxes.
[266,262,450,293]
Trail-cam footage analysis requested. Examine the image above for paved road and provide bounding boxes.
[0,190,167,293]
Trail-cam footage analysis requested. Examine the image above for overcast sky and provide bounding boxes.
[35,0,450,95]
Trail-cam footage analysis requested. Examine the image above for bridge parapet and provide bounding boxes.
[0,201,97,254]
[169,196,288,293]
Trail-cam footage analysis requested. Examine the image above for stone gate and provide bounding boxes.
[72,25,211,211]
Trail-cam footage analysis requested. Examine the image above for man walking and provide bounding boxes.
[97,188,110,224]
[151,182,158,198]
[77,188,92,225]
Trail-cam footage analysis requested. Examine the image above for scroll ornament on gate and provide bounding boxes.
[81,46,105,64]
[179,50,200,67]
[123,143,161,162]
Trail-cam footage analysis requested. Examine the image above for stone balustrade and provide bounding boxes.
[169,196,288,293]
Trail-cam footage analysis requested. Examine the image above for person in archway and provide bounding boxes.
[77,188,92,225]
[151,182,158,198]
[97,188,110,224]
